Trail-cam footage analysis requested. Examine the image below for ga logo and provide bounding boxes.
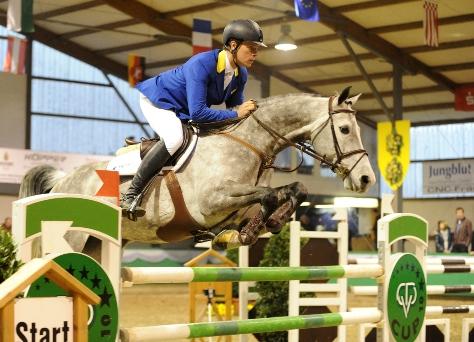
[388,254,426,342]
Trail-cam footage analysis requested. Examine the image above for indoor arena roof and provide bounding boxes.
[1,0,473,127]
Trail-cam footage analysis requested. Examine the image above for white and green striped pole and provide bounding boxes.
[121,265,383,284]
[120,309,382,342]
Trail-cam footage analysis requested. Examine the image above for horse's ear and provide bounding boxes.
[346,93,362,106]
[337,86,352,105]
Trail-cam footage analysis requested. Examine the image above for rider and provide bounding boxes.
[121,19,266,218]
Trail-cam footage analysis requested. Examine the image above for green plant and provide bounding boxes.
[254,225,291,342]
[0,230,23,283]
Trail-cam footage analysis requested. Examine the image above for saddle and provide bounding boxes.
[124,125,194,165]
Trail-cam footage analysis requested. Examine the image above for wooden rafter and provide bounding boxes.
[299,60,474,89]
[360,102,453,116]
[302,1,457,92]
[272,38,474,71]
[34,0,103,20]
[60,18,141,39]
[0,14,128,79]
[101,0,315,93]
[302,72,393,87]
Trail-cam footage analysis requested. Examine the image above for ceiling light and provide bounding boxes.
[275,24,297,51]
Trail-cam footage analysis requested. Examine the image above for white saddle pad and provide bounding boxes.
[106,134,198,176]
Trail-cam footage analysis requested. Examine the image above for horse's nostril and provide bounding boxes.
[361,175,370,184]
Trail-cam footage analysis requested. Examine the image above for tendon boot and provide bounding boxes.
[121,139,172,220]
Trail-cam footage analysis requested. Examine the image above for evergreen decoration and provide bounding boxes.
[0,230,24,283]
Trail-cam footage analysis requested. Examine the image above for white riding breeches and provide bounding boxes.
[139,93,184,155]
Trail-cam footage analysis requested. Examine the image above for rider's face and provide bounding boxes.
[235,42,259,68]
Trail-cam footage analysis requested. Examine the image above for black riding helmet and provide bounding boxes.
[223,19,267,48]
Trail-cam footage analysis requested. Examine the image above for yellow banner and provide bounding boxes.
[377,120,411,190]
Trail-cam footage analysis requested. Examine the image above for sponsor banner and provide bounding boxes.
[0,147,110,184]
[423,159,474,195]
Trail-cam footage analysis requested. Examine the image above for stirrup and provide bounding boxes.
[122,194,145,221]
[191,230,216,243]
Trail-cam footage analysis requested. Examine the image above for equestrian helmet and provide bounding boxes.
[223,19,267,47]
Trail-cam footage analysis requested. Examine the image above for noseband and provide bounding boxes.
[249,95,368,179]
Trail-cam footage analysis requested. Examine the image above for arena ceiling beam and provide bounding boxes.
[34,0,103,20]
[94,37,189,55]
[0,14,128,80]
[101,0,317,94]
[300,60,474,88]
[61,0,254,40]
[360,102,453,116]
[273,37,474,70]
[282,0,457,92]
[60,18,142,39]
[302,72,393,87]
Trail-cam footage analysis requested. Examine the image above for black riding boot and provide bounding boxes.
[121,139,171,220]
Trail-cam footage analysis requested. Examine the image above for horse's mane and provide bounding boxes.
[257,93,322,107]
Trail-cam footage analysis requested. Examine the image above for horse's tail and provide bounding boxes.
[19,165,66,198]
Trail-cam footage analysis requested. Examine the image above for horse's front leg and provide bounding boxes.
[265,182,308,233]
[198,182,279,250]
[202,181,306,250]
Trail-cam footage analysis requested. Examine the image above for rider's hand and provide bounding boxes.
[237,100,257,118]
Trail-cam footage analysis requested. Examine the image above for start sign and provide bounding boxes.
[14,297,73,342]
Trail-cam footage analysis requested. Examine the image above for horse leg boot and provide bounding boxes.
[121,140,171,221]
[212,189,280,250]
[265,182,308,233]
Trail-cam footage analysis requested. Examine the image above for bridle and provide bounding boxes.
[217,95,368,180]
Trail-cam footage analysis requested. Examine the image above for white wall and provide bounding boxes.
[0,72,27,148]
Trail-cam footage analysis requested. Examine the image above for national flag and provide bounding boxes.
[423,0,439,47]
[294,0,319,22]
[454,86,474,111]
[192,18,212,55]
[7,0,34,33]
[128,54,145,87]
[3,36,27,74]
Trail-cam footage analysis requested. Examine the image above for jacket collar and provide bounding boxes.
[216,50,239,77]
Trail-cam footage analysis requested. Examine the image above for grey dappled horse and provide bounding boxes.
[19,91,375,257]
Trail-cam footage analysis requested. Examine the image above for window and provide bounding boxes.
[19,34,152,155]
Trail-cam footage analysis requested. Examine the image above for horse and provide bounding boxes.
[19,89,375,258]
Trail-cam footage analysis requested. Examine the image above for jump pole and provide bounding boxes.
[120,309,383,342]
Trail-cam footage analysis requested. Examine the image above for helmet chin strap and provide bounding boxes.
[226,40,242,67]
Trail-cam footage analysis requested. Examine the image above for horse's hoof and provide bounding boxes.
[212,230,241,250]
[265,218,283,233]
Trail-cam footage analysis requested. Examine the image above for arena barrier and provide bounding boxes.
[120,310,383,342]
[122,212,430,342]
[11,193,472,342]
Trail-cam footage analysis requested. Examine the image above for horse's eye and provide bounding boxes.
[340,126,350,135]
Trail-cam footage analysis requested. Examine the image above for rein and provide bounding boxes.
[210,96,368,179]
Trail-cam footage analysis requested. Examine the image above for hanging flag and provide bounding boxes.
[95,170,120,205]
[3,36,27,74]
[294,0,319,22]
[7,0,34,33]
[128,54,145,87]
[455,85,474,111]
[192,18,212,55]
[377,120,411,191]
[423,0,439,47]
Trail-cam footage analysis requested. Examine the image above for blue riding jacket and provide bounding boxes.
[136,49,247,122]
